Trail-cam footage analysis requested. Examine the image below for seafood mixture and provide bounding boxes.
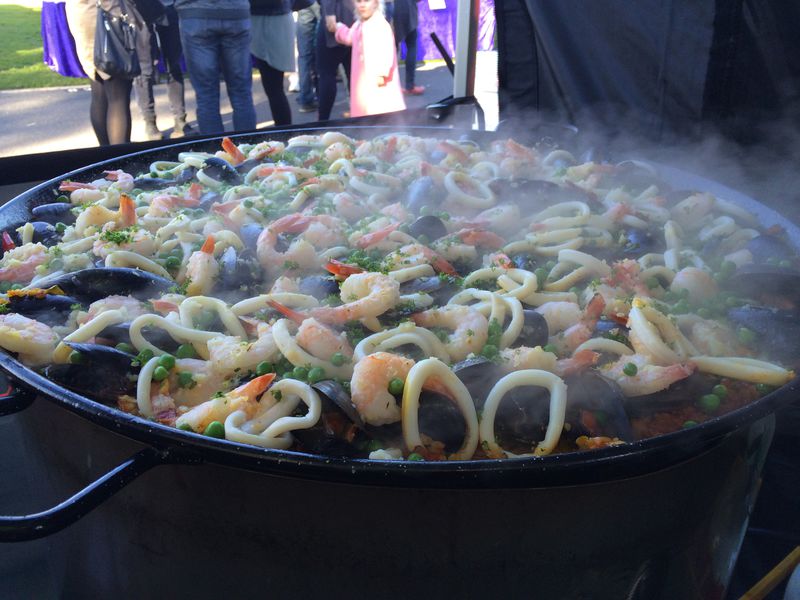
[0,131,796,461]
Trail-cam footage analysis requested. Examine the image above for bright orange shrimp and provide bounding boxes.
[119,194,137,227]
[221,137,246,165]
[325,258,365,278]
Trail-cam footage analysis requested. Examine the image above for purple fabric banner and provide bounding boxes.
[412,0,495,61]
[41,1,88,78]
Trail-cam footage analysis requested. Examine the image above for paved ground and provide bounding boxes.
[0,52,498,159]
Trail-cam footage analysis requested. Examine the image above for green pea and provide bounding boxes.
[645,277,660,289]
[203,421,225,439]
[177,371,196,389]
[407,452,424,461]
[55,222,67,234]
[157,354,176,370]
[755,383,774,396]
[387,377,404,396]
[137,348,155,364]
[165,256,181,270]
[699,393,721,413]
[170,247,184,259]
[712,384,728,398]
[8,284,23,291]
[737,327,756,345]
[365,439,383,452]
[176,344,197,359]
[622,362,638,376]
[719,260,736,279]
[177,423,194,432]
[68,350,84,365]
[243,199,254,209]
[152,366,170,381]
[256,361,274,376]
[416,233,430,246]
[543,344,557,355]
[568,286,580,295]
[545,260,556,270]
[291,366,309,381]
[481,344,499,360]
[115,342,136,354]
[682,420,698,428]
[534,267,549,284]
[331,352,348,367]
[307,366,326,384]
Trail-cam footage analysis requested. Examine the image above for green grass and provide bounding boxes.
[0,4,87,90]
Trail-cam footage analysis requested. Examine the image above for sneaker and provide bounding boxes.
[402,86,425,96]
[144,120,162,141]
[298,102,318,113]
[170,118,195,139]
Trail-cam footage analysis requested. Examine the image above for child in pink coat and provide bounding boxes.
[334,0,406,117]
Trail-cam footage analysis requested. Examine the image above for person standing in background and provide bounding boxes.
[250,0,295,126]
[294,0,319,113]
[133,0,195,139]
[65,0,142,145]
[174,0,256,134]
[393,0,423,95]
[334,0,405,117]
[316,0,354,120]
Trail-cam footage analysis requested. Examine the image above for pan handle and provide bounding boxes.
[0,371,35,416]
[0,446,171,542]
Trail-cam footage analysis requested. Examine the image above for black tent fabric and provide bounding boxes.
[495,0,800,145]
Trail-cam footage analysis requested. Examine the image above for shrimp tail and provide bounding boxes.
[221,137,246,165]
[119,194,137,227]
[267,299,308,324]
[325,258,365,277]
[200,235,216,255]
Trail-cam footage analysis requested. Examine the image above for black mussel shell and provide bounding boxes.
[417,390,467,454]
[28,267,174,304]
[30,221,61,246]
[452,356,503,408]
[96,320,177,350]
[132,176,179,191]
[404,176,437,215]
[218,247,261,293]
[746,234,796,265]
[722,264,800,303]
[235,158,260,174]
[618,227,663,258]
[239,223,263,252]
[298,275,340,300]
[293,380,365,456]
[624,372,718,418]
[595,317,629,338]
[408,215,447,242]
[517,309,549,348]
[175,166,198,184]
[201,156,243,185]
[493,385,550,448]
[5,293,82,326]
[511,253,537,271]
[727,305,800,360]
[31,202,76,225]
[399,276,461,306]
[44,342,139,405]
[198,190,223,211]
[563,372,633,441]
[487,178,588,211]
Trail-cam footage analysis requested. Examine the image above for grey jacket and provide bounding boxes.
[174,0,250,19]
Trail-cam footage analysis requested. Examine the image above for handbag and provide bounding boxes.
[93,0,141,78]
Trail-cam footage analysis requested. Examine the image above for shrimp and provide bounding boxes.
[301,214,347,247]
[670,267,718,303]
[412,306,488,362]
[147,193,200,218]
[82,295,149,324]
[469,203,522,236]
[498,346,598,377]
[332,192,370,222]
[310,272,400,324]
[175,373,276,433]
[603,354,694,397]
[0,243,47,283]
[74,194,137,235]
[104,169,135,193]
[92,226,157,259]
[0,313,60,366]
[296,317,353,361]
[350,352,414,425]
[184,235,219,296]
[256,214,318,275]
[537,295,605,354]
[69,188,105,204]
[207,322,280,376]
[384,243,458,275]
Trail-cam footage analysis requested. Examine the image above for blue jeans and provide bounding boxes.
[296,3,319,107]
[179,17,256,134]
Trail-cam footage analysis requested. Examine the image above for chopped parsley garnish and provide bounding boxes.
[344,248,387,273]
[100,226,137,245]
[486,318,503,348]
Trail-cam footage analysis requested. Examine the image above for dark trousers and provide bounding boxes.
[134,6,187,122]
[254,57,292,126]
[398,28,418,89]
[315,21,351,121]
